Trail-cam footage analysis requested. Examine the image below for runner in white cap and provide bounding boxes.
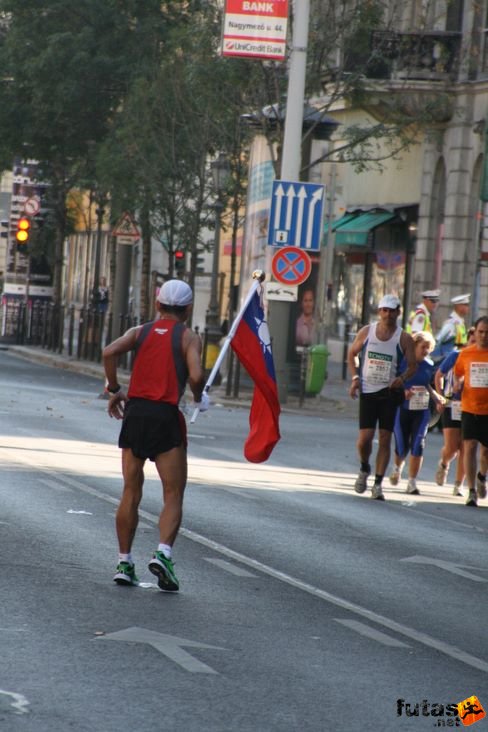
[348,294,416,500]
[103,279,208,591]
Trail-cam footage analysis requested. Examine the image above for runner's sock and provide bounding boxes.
[478,472,486,483]
[158,543,172,559]
[119,553,133,564]
[360,462,371,474]
[374,475,383,486]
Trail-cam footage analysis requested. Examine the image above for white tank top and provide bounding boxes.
[360,323,403,394]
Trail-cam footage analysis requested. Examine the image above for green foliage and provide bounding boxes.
[0,0,451,302]
[96,0,270,294]
[0,0,186,298]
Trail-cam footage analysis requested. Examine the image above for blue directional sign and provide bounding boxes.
[267,180,326,251]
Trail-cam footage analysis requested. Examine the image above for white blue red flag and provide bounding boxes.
[231,290,281,463]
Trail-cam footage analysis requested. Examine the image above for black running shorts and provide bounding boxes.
[359,388,402,432]
[441,404,461,430]
[118,398,187,461]
[461,411,488,447]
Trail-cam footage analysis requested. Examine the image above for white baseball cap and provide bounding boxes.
[157,279,193,306]
[378,294,401,310]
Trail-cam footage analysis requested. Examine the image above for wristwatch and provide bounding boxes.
[107,384,121,394]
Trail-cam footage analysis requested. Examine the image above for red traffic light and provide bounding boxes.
[16,217,31,243]
[174,250,185,260]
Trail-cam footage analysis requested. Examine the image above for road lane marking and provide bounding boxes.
[180,527,488,674]
[396,503,488,535]
[334,619,410,647]
[67,474,488,673]
[205,485,256,500]
[4,454,488,675]
[0,690,30,715]
[97,627,224,674]
[401,555,488,583]
[187,433,216,440]
[39,477,73,492]
[204,558,257,577]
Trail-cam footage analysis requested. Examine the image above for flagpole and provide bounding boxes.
[190,269,265,423]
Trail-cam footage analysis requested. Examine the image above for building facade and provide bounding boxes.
[315,0,488,336]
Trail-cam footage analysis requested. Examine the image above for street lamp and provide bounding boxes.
[205,152,230,348]
[91,197,106,310]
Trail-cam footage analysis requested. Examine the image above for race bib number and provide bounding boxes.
[409,386,429,410]
[470,362,488,388]
[450,400,462,421]
[365,350,392,386]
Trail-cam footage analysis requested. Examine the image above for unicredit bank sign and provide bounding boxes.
[222,0,289,61]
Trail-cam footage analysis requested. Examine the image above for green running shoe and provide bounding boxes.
[148,551,179,592]
[113,561,139,586]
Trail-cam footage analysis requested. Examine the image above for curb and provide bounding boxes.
[5,345,356,418]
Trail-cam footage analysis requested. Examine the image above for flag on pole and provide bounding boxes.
[231,288,281,463]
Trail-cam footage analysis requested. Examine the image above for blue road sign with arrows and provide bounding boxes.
[267,180,325,251]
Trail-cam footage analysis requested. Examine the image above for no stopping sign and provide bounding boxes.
[271,246,312,286]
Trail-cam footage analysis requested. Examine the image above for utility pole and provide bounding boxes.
[111,242,132,338]
[267,0,310,403]
[316,164,336,344]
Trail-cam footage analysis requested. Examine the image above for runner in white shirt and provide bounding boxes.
[348,294,416,500]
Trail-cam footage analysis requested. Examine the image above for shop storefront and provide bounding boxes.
[329,206,418,333]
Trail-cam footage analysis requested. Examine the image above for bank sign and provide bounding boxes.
[222,0,288,61]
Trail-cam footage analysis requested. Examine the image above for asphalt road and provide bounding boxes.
[1,349,487,732]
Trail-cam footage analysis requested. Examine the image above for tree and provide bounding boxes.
[0,0,444,315]
[304,0,454,173]
[0,0,185,301]
[96,2,268,318]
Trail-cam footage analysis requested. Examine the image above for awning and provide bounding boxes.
[323,213,357,234]
[333,211,397,246]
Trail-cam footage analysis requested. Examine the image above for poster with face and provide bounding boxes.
[295,286,316,347]
[291,261,319,352]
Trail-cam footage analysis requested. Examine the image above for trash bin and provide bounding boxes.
[204,342,220,370]
[305,345,329,394]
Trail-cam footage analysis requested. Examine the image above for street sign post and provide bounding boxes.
[271,246,311,286]
[262,0,310,404]
[222,0,288,61]
[265,281,298,301]
[24,197,40,216]
[268,180,325,251]
[112,212,140,245]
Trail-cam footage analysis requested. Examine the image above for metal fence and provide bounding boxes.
[2,301,345,403]
[12,302,141,370]
[8,302,217,380]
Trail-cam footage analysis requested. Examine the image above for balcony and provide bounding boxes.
[369,31,462,82]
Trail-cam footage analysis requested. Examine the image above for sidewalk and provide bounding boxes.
[3,344,357,419]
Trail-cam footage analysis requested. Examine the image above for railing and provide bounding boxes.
[7,302,213,378]
[370,30,462,81]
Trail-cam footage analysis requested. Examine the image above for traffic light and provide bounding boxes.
[16,217,31,252]
[196,251,205,274]
[174,249,185,275]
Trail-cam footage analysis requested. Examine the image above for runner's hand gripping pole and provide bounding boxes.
[190,270,266,424]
